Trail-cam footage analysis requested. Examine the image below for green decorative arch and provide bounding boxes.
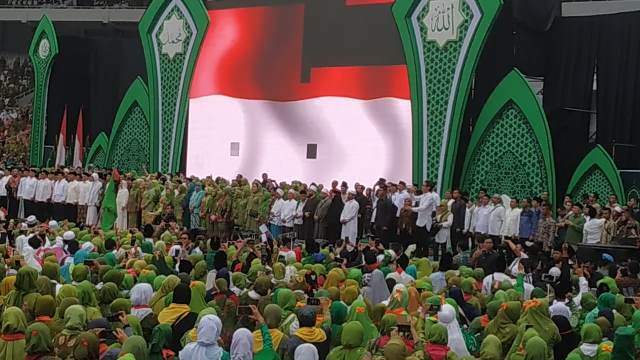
[392,0,502,190]
[566,145,625,205]
[460,69,556,202]
[106,77,150,174]
[139,0,209,173]
[28,15,59,166]
[86,133,109,169]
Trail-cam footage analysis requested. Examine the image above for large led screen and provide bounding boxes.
[187,1,411,185]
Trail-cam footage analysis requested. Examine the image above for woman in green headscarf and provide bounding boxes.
[148,324,173,360]
[388,284,409,314]
[340,285,359,307]
[346,299,379,346]
[253,304,287,357]
[325,268,346,289]
[424,323,449,359]
[98,282,121,316]
[36,276,54,297]
[102,269,125,288]
[565,323,603,360]
[41,261,61,283]
[4,266,39,321]
[371,314,397,354]
[0,307,27,360]
[479,335,503,360]
[611,326,635,360]
[76,280,102,321]
[53,304,87,359]
[326,321,371,360]
[26,322,56,359]
[330,301,349,348]
[191,260,208,283]
[461,277,481,312]
[150,275,180,315]
[120,335,149,360]
[508,300,559,360]
[33,294,56,332]
[189,281,209,314]
[275,288,298,336]
[485,301,521,354]
[579,292,597,326]
[416,258,433,278]
[347,268,363,287]
[51,297,79,336]
[71,332,99,360]
[153,275,166,292]
[524,336,547,360]
[585,292,617,324]
[72,264,89,283]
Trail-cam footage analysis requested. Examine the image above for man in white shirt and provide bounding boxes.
[86,173,103,226]
[474,195,492,242]
[269,189,285,237]
[502,197,522,240]
[411,181,439,257]
[280,189,298,233]
[488,194,505,246]
[51,171,68,221]
[65,171,81,223]
[0,170,9,211]
[393,181,410,217]
[20,169,38,219]
[340,190,360,245]
[34,170,53,221]
[583,205,605,244]
[77,173,92,226]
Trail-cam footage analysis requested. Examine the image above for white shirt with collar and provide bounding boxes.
[269,198,284,226]
[294,199,306,225]
[502,207,522,237]
[78,180,91,206]
[488,204,505,236]
[52,179,68,203]
[35,178,53,202]
[411,191,439,230]
[474,205,492,234]
[20,176,37,201]
[393,190,409,217]
[0,175,9,197]
[16,177,26,198]
[280,199,297,227]
[583,217,605,244]
[66,180,80,204]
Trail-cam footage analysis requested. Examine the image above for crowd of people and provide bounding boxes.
[0,55,33,166]
[0,168,638,359]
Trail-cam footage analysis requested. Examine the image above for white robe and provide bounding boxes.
[116,184,129,231]
[86,179,103,226]
[340,199,359,244]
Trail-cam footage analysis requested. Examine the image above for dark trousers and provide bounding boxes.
[376,225,394,248]
[7,195,17,220]
[433,241,446,261]
[64,203,78,223]
[35,202,50,222]
[451,228,465,252]
[490,234,502,248]
[52,202,64,221]
[0,196,6,211]
[415,225,431,257]
[23,199,35,219]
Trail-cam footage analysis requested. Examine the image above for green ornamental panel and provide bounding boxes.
[393,0,502,190]
[139,0,209,173]
[86,133,109,169]
[106,77,151,174]
[460,69,556,202]
[28,15,59,167]
[567,145,625,206]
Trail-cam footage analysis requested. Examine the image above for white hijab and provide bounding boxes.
[130,283,154,320]
[295,343,319,360]
[230,328,253,360]
[179,315,224,360]
[438,303,470,357]
[363,269,390,305]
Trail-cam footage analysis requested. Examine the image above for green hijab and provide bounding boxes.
[110,298,132,314]
[5,266,37,308]
[480,334,503,360]
[41,262,61,283]
[274,288,296,319]
[612,326,635,360]
[340,286,359,307]
[138,270,156,285]
[121,335,149,360]
[581,323,603,344]
[55,297,79,322]
[416,258,433,278]
[150,275,180,314]
[530,287,546,300]
[56,284,78,306]
[581,292,597,312]
[347,269,363,287]
[388,284,409,311]
[383,336,409,360]
[191,260,208,282]
[485,301,521,353]
[379,314,397,336]
[36,276,54,297]
[346,299,379,346]
[330,301,349,347]
[1,306,27,334]
[72,264,89,283]
[524,336,547,360]
[34,294,56,318]
[71,332,99,360]
[98,282,120,307]
[103,269,125,287]
[61,305,87,336]
[263,304,282,329]
[77,280,99,307]
[26,322,53,355]
[189,282,208,314]
[632,310,640,349]
[326,321,368,360]
[148,324,172,360]
[153,275,167,291]
[427,323,448,344]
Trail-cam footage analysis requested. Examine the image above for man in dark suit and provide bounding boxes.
[302,186,320,252]
[374,186,397,247]
[450,188,467,253]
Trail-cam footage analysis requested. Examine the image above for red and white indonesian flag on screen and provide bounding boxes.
[188,4,411,185]
[55,107,67,167]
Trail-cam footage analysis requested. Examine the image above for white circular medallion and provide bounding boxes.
[38,39,50,59]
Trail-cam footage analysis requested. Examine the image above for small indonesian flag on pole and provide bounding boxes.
[55,106,67,167]
[73,108,84,168]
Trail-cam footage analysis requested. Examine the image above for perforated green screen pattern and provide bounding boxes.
[461,101,549,199]
[109,106,150,174]
[156,6,193,172]
[572,167,617,206]
[417,1,472,182]
[91,147,107,169]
